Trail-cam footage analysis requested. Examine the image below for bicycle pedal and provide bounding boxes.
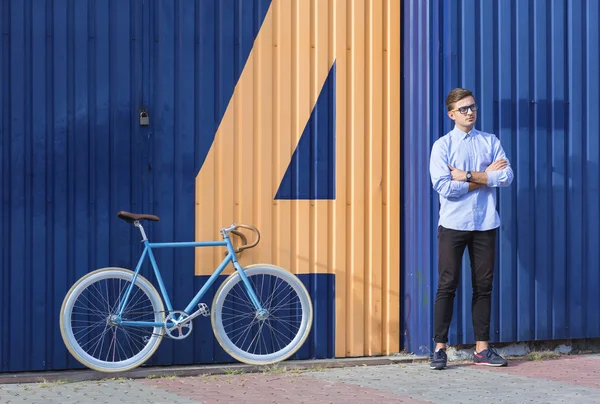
[198,303,210,317]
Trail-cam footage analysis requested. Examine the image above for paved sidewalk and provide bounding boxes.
[2,354,600,403]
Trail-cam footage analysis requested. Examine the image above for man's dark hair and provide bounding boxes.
[445,88,475,111]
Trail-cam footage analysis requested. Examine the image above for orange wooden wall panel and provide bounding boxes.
[195,0,400,357]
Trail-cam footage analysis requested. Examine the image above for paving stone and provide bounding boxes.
[2,355,600,403]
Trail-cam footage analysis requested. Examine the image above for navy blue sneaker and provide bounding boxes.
[430,348,447,370]
[473,347,508,367]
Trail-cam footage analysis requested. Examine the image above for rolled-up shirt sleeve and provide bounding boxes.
[486,136,514,188]
[430,140,469,199]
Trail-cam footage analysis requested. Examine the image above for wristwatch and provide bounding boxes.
[466,171,472,182]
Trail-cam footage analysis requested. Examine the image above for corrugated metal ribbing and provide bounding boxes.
[0,0,146,372]
[336,0,401,357]
[195,0,401,358]
[401,0,432,355]
[147,0,273,366]
[0,0,271,372]
[1,0,401,372]
[402,0,600,354]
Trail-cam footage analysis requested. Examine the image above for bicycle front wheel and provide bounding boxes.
[211,264,313,365]
[60,267,165,372]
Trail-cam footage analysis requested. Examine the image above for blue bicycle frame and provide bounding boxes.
[114,223,265,328]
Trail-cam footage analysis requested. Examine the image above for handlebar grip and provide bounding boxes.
[231,224,261,253]
[229,230,248,247]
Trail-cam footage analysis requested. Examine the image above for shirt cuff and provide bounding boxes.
[455,180,469,197]
[486,170,499,187]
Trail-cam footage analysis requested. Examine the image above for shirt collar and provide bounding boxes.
[450,126,477,140]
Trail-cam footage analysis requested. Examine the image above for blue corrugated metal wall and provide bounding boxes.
[1,0,334,373]
[402,0,600,354]
[144,0,279,369]
[0,0,151,373]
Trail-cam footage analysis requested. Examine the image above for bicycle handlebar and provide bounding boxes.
[221,224,238,233]
[222,223,261,254]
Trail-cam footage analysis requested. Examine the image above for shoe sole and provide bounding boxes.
[430,365,447,370]
[473,362,507,367]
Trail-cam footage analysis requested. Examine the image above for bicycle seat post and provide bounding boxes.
[134,221,148,242]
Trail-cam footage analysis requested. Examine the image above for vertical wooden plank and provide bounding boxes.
[384,0,401,354]
[236,14,256,269]
[256,0,275,265]
[333,0,349,358]
[294,0,311,276]
[312,0,330,274]
[367,0,384,355]
[348,0,366,356]
[275,0,292,271]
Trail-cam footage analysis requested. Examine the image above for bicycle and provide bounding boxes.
[59,211,313,373]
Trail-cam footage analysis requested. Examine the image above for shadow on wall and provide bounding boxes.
[403,98,600,353]
[488,98,600,345]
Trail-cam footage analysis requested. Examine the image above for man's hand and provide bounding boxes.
[485,159,508,172]
[448,165,467,181]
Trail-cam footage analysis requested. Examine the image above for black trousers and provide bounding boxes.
[434,225,497,343]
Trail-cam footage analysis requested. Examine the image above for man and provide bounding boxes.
[428,88,514,370]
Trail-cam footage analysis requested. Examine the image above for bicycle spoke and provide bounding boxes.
[214,267,311,364]
[247,321,266,354]
[63,269,164,370]
[262,318,296,342]
[228,286,255,308]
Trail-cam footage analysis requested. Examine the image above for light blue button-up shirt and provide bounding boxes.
[429,127,514,231]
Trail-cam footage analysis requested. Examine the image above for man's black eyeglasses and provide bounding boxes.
[452,104,478,115]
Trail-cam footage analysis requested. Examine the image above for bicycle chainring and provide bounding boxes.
[164,311,193,340]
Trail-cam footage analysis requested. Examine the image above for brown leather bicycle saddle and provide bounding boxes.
[117,211,160,223]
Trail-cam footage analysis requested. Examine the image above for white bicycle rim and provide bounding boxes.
[60,267,165,372]
[211,264,313,365]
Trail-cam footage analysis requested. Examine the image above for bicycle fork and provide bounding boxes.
[223,231,267,317]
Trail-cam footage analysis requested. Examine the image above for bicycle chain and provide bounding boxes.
[116,310,193,340]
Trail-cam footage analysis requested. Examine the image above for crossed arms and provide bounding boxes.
[429,138,514,199]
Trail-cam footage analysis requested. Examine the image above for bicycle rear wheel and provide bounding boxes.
[211,264,313,365]
[60,267,165,372]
